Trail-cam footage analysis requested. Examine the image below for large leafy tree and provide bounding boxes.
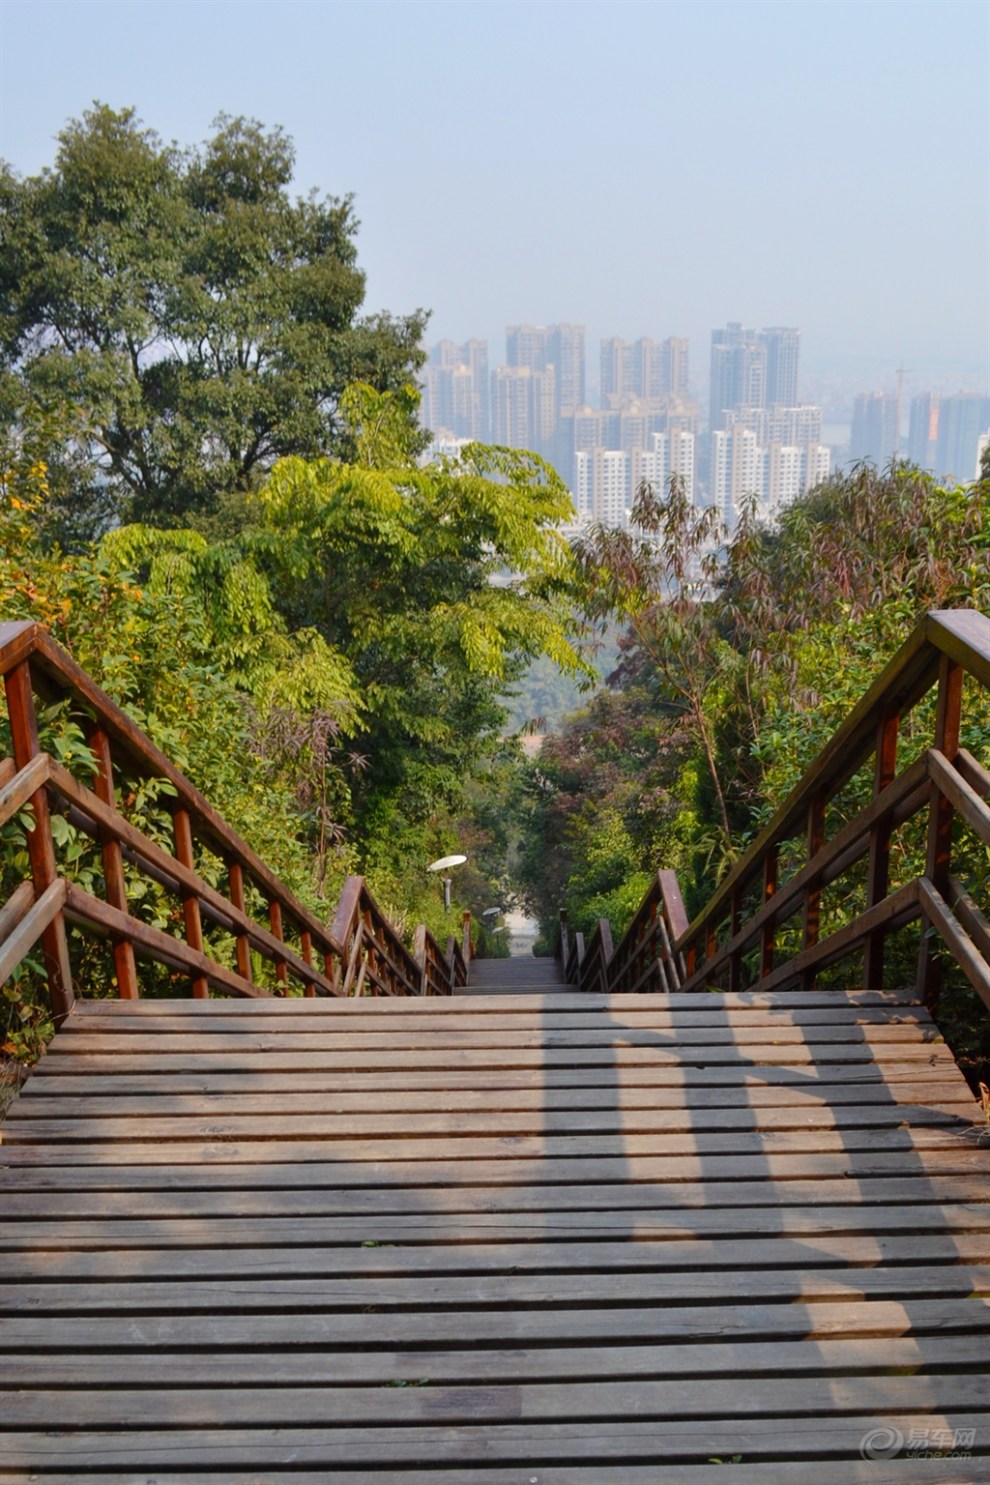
[101,384,586,893]
[0,105,426,534]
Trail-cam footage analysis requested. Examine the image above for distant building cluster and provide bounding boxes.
[850,389,990,482]
[421,321,986,532]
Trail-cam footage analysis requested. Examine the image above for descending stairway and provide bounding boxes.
[1,978,988,1480]
[462,952,565,994]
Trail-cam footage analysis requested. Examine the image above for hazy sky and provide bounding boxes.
[1,0,987,390]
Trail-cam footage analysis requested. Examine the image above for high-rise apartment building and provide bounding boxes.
[850,392,899,464]
[762,327,800,408]
[421,339,490,440]
[600,336,690,408]
[708,324,802,430]
[491,364,557,456]
[710,425,829,526]
[709,325,767,430]
[935,394,990,482]
[907,392,939,470]
[506,324,586,418]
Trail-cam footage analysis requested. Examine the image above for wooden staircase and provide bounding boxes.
[2,980,988,1480]
[1,611,989,1478]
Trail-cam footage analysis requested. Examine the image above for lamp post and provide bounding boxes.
[427,854,467,913]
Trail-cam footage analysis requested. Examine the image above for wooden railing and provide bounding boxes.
[414,910,471,997]
[561,610,990,1012]
[607,871,688,995]
[0,621,461,1016]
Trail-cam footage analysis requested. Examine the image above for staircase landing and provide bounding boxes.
[1,983,989,1480]
[461,952,564,994]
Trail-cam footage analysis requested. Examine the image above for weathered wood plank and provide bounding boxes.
[5,1202,988,1250]
[2,988,986,1481]
[2,1296,988,1350]
[4,1230,990,1280]
[6,1373,990,1428]
[1,1412,988,1469]
[3,1164,985,1223]
[1,1331,986,1388]
[0,1464,983,1485]
[2,1264,988,1315]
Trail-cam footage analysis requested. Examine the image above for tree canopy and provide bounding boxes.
[0,106,427,535]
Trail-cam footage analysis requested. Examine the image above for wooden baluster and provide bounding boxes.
[760,846,778,981]
[228,861,253,986]
[411,923,428,994]
[300,929,315,997]
[704,920,717,986]
[88,725,140,1000]
[461,910,471,985]
[3,659,74,1020]
[323,947,341,995]
[863,710,899,988]
[268,900,289,995]
[172,806,207,998]
[728,887,743,994]
[803,789,826,991]
[917,656,963,1010]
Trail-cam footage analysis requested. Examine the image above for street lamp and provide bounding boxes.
[427,853,467,912]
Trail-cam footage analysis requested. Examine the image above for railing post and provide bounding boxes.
[89,724,140,999]
[227,861,253,986]
[3,659,74,1020]
[268,900,289,995]
[461,910,472,975]
[172,805,207,999]
[411,923,428,995]
[863,709,899,988]
[300,929,316,997]
[558,909,570,976]
[802,789,826,991]
[917,656,964,1010]
[729,887,743,994]
[760,845,778,982]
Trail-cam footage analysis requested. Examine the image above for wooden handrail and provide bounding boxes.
[0,621,453,1013]
[558,610,990,1013]
[686,611,990,964]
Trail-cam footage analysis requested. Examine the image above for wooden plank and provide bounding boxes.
[5,1106,978,1149]
[14,1063,966,1099]
[61,1001,938,1029]
[0,1462,983,1485]
[2,1410,989,1469]
[42,1022,948,1054]
[2,1264,988,1316]
[8,1097,975,1133]
[64,985,932,1012]
[1,1330,987,1388]
[5,1231,990,1280]
[2,1117,981,1162]
[4,1202,990,1250]
[6,1372,990,1429]
[1,1295,988,1351]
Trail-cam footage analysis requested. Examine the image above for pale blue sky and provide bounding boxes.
[1,0,987,392]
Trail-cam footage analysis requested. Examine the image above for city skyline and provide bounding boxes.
[422,317,986,529]
[1,1,986,391]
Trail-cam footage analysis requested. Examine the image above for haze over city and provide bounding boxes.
[1,0,987,410]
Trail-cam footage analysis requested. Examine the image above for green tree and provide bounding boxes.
[97,385,586,890]
[0,105,427,535]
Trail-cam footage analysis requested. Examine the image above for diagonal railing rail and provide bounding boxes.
[0,621,461,1018]
[562,609,990,1013]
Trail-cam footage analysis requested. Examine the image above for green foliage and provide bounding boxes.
[528,463,990,1031]
[0,105,426,535]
